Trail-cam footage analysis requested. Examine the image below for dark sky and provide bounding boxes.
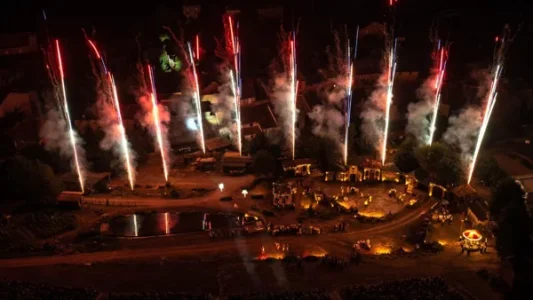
[0,0,531,115]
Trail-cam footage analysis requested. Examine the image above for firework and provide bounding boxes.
[109,74,135,190]
[55,40,85,192]
[147,64,169,182]
[381,39,398,165]
[86,39,135,190]
[467,27,512,184]
[195,34,201,61]
[343,26,359,165]
[289,31,298,160]
[226,15,242,155]
[187,42,206,154]
[428,45,448,146]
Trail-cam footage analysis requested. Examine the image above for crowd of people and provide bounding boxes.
[0,281,98,300]
[342,277,464,299]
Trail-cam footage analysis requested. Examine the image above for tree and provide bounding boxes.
[476,157,508,189]
[415,143,463,186]
[394,150,419,173]
[490,178,525,219]
[398,133,417,153]
[491,178,533,297]
[252,150,277,176]
[0,156,63,204]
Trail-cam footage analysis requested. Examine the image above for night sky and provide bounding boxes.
[0,0,531,118]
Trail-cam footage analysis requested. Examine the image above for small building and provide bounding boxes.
[222,151,252,174]
[57,191,83,207]
[60,171,110,193]
[324,164,362,182]
[467,201,489,227]
[381,162,402,183]
[282,158,314,176]
[205,137,233,153]
[361,159,382,181]
[196,157,216,171]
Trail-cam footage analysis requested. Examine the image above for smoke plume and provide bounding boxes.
[443,69,491,164]
[40,107,87,177]
[91,65,137,183]
[308,82,346,157]
[360,71,388,151]
[405,71,438,145]
[135,63,171,177]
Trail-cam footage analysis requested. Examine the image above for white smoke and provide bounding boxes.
[443,69,491,165]
[271,75,298,151]
[40,108,87,178]
[308,82,346,156]
[405,71,438,145]
[211,70,240,148]
[360,71,388,151]
[136,93,171,173]
[443,107,482,165]
[95,80,137,184]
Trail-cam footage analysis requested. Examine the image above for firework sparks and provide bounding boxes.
[428,45,448,146]
[109,74,135,190]
[344,26,359,165]
[467,64,502,184]
[147,64,169,182]
[289,31,298,160]
[187,42,206,154]
[195,34,200,61]
[381,39,398,165]
[55,40,85,192]
[467,28,512,184]
[86,38,135,190]
[226,15,242,155]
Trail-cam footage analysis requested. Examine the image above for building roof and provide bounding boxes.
[240,100,278,129]
[222,151,252,165]
[205,137,232,151]
[57,191,83,202]
[468,201,488,222]
[60,172,110,186]
[451,184,478,198]
[241,125,262,137]
[282,158,315,169]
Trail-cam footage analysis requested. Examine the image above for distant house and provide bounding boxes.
[60,171,110,193]
[282,158,314,176]
[57,191,83,207]
[205,137,232,152]
[222,151,252,174]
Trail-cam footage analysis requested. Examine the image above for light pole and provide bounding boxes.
[242,189,248,198]
[218,183,224,192]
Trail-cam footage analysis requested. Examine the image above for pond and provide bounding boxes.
[101,212,258,237]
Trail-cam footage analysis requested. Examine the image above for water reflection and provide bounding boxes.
[103,212,257,237]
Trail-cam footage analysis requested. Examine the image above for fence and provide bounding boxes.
[82,197,137,207]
